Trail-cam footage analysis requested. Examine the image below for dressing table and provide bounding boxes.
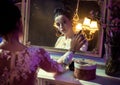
[37,53,120,85]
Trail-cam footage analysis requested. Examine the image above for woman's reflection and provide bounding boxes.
[53,7,88,51]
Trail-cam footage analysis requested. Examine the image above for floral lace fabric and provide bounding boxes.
[0,46,63,85]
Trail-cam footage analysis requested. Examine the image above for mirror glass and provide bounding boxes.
[24,0,105,57]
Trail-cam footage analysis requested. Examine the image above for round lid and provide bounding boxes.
[74,59,97,70]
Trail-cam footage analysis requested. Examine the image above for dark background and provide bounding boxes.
[29,0,63,46]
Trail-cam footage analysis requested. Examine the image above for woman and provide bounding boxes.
[54,7,88,51]
[0,1,86,85]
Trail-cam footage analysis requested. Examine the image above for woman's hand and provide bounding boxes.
[70,33,87,53]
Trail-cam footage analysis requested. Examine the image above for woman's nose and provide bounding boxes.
[59,23,64,29]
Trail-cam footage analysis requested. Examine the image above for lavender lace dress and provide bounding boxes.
[0,46,64,85]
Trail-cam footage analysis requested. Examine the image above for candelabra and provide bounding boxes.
[72,0,98,41]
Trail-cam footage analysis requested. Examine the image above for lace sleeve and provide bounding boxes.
[37,48,65,73]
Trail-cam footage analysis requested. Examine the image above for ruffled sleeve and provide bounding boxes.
[37,48,65,73]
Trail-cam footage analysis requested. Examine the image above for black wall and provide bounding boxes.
[29,0,63,46]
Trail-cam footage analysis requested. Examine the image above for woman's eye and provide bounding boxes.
[56,23,60,27]
[63,20,66,24]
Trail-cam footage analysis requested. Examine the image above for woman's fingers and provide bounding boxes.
[71,34,87,51]
[77,39,87,50]
[74,34,85,42]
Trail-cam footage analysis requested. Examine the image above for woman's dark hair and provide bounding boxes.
[54,7,73,20]
[0,0,21,36]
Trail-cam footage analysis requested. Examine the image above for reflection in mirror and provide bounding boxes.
[53,6,89,52]
[24,0,105,57]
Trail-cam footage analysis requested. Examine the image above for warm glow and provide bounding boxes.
[72,17,99,40]
[76,23,82,32]
[72,0,99,41]
[71,0,99,40]
[90,21,98,30]
[53,23,57,28]
[83,17,91,27]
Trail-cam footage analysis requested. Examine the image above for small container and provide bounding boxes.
[74,59,97,80]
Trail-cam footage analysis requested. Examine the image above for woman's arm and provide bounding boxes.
[38,48,65,73]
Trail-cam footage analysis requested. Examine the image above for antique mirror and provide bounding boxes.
[23,0,106,57]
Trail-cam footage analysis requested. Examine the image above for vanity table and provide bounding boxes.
[37,53,120,85]
[37,69,120,85]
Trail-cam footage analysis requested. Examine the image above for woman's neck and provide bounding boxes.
[65,30,74,39]
[0,35,26,52]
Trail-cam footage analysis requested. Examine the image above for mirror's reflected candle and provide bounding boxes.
[75,23,82,34]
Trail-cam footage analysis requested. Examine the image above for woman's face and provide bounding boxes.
[54,15,72,35]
